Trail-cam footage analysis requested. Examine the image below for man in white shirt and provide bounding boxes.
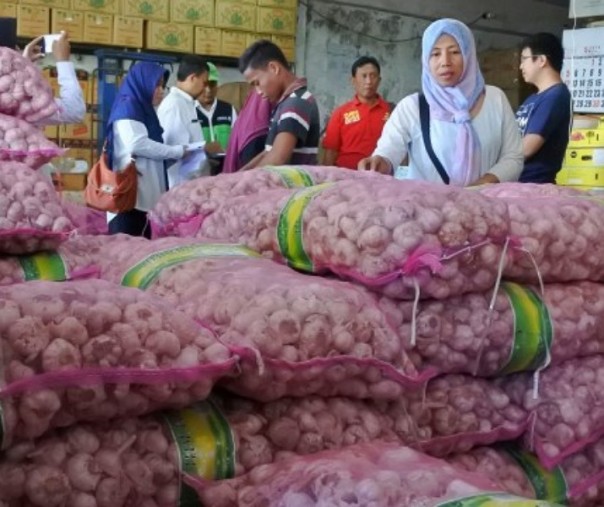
[23,31,86,125]
[157,55,222,188]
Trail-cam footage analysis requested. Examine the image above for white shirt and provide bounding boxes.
[157,86,206,188]
[374,85,523,184]
[107,119,184,221]
[196,98,238,142]
[38,61,86,126]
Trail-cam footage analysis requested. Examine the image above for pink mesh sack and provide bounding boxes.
[0,235,105,285]
[208,378,528,474]
[477,183,604,284]
[0,279,236,448]
[92,235,432,400]
[0,115,64,168]
[150,165,386,238]
[193,441,556,507]
[195,178,511,300]
[0,161,73,253]
[450,440,604,507]
[0,400,239,506]
[501,355,604,469]
[0,47,58,123]
[381,280,604,377]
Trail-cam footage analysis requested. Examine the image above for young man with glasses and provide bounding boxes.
[516,33,571,183]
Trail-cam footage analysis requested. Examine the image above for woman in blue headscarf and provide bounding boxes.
[359,18,523,186]
[106,62,187,238]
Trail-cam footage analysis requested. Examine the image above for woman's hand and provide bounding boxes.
[468,173,500,186]
[357,155,392,174]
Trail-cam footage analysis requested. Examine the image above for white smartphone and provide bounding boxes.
[42,33,62,53]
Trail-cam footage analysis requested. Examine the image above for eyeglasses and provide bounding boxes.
[520,54,545,62]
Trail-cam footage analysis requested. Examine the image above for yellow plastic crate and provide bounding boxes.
[568,128,604,148]
[564,147,604,169]
[557,166,604,187]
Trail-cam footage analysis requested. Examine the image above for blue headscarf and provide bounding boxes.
[421,19,485,186]
[105,62,165,168]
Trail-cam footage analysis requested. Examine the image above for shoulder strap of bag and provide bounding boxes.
[418,93,450,185]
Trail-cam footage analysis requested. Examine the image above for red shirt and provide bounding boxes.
[322,95,392,169]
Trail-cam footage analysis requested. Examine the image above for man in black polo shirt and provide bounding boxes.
[239,39,320,170]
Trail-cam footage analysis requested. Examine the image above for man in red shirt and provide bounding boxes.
[321,56,392,169]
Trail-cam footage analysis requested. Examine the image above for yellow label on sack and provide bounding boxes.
[162,400,236,506]
[121,243,259,289]
[263,166,315,187]
[497,282,553,375]
[501,444,568,504]
[276,183,333,272]
[437,492,563,506]
[18,251,68,281]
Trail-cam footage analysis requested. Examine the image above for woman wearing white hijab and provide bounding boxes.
[359,18,523,186]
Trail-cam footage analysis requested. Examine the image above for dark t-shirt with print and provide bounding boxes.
[515,83,571,183]
[266,85,320,165]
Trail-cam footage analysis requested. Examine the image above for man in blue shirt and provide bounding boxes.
[516,33,572,183]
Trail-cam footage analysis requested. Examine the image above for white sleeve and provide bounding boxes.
[115,119,185,160]
[372,95,414,171]
[487,89,524,182]
[232,106,238,125]
[158,96,205,146]
[42,61,86,125]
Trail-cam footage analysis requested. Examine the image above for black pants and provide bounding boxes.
[108,209,151,239]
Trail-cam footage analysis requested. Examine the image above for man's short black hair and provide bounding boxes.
[520,33,564,73]
[238,39,289,73]
[351,56,381,77]
[177,55,209,81]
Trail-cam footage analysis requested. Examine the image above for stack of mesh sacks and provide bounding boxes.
[2,163,600,506]
[0,51,244,506]
[145,166,604,505]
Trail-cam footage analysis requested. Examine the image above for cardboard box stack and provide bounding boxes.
[478,48,533,111]
[14,0,298,59]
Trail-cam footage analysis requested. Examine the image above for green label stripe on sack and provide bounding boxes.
[18,252,68,281]
[502,445,568,504]
[498,282,553,375]
[162,400,236,507]
[437,492,563,506]
[121,243,259,289]
[277,183,332,272]
[263,166,315,187]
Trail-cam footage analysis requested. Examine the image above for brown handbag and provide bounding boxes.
[85,150,138,213]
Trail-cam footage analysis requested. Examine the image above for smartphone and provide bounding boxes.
[41,33,62,54]
[0,18,17,49]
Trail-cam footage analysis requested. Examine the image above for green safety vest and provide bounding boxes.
[197,100,235,150]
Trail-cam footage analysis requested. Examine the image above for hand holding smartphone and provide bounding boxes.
[41,34,62,54]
